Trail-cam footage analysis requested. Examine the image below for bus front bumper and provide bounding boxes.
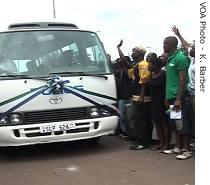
[0,116,118,147]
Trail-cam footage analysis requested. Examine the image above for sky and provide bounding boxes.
[0,0,195,60]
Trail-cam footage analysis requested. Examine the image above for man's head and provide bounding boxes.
[148,58,162,73]
[146,52,157,63]
[146,52,162,72]
[163,36,178,53]
[112,58,122,70]
[131,46,146,62]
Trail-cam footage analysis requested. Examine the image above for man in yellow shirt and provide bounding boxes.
[117,40,152,150]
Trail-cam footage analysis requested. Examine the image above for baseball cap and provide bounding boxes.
[134,46,146,54]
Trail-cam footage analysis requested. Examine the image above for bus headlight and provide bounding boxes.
[0,116,9,125]
[10,114,23,124]
[100,109,111,117]
[89,108,100,118]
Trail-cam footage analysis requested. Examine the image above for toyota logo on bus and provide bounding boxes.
[49,96,63,104]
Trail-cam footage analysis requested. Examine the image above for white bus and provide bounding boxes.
[0,22,118,147]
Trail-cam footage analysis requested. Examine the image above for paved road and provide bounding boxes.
[0,136,194,185]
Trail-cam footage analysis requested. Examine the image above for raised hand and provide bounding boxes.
[117,39,123,48]
[171,25,180,36]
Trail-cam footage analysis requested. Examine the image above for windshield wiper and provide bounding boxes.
[80,73,108,80]
[50,72,84,75]
[50,72,108,80]
[0,74,49,81]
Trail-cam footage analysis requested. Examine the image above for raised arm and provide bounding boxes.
[117,40,131,68]
[171,25,191,50]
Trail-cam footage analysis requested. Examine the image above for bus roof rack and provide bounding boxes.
[8,22,79,30]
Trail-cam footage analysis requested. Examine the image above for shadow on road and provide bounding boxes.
[0,136,125,162]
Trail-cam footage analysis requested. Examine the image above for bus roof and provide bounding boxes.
[8,22,79,30]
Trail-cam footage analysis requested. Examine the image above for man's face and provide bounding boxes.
[146,53,156,63]
[131,48,139,61]
[131,48,144,61]
[163,39,171,53]
[148,63,158,72]
[146,54,152,63]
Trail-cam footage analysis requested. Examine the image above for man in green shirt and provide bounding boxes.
[165,45,189,101]
[163,36,192,160]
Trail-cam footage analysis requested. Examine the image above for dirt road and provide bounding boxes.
[0,136,194,185]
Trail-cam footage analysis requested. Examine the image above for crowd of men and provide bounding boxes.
[111,26,195,160]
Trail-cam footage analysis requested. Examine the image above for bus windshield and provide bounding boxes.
[0,30,111,77]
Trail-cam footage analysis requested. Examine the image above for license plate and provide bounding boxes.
[40,122,76,133]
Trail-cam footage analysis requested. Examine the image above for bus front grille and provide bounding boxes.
[24,107,89,124]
